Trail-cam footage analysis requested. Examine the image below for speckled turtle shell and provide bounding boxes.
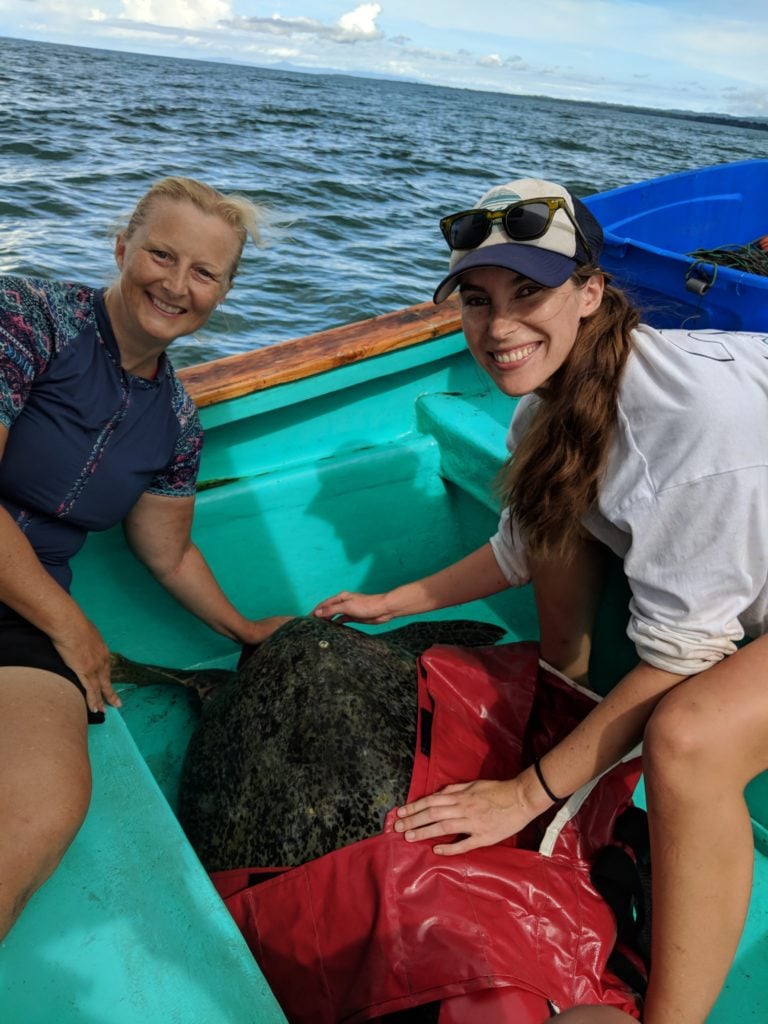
[176,615,504,871]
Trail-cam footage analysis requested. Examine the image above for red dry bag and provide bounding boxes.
[212,641,643,1022]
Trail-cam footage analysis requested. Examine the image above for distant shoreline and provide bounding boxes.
[3,32,766,131]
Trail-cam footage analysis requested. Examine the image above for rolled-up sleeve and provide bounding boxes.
[620,469,768,675]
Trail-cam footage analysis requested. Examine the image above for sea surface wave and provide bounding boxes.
[2,35,766,367]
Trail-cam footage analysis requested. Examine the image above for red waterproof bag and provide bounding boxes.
[212,642,643,1022]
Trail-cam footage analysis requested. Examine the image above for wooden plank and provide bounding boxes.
[178,298,462,407]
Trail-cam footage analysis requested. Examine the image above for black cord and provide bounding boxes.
[534,758,563,803]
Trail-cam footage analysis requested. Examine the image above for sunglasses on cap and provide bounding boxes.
[439,196,594,263]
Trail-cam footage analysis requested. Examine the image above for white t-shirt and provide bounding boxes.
[490,325,768,675]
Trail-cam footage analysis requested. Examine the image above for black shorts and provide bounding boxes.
[0,612,105,724]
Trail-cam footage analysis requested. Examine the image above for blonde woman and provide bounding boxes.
[0,177,287,939]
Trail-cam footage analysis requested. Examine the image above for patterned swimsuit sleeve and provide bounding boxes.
[0,277,61,428]
[146,374,203,497]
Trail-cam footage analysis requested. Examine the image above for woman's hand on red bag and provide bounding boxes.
[394,776,547,856]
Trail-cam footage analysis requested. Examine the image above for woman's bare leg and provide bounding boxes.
[0,668,91,939]
[641,635,768,1024]
[529,538,606,684]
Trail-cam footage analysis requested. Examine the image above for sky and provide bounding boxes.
[2,0,768,117]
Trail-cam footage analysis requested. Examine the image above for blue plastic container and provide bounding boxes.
[584,159,768,330]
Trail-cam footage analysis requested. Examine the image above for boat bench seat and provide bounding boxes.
[417,390,509,510]
[0,706,286,1024]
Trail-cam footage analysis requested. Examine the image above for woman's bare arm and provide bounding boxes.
[312,542,511,624]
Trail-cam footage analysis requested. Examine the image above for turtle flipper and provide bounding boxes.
[109,652,234,702]
[376,619,506,657]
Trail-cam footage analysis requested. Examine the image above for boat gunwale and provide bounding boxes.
[602,236,768,279]
[178,297,462,408]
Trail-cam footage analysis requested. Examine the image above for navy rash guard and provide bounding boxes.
[0,276,203,613]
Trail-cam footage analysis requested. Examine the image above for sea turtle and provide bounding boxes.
[168,615,505,872]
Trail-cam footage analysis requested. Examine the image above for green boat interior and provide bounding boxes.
[2,304,767,1023]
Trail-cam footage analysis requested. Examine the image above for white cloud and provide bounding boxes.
[337,3,381,39]
[261,46,302,59]
[120,0,231,30]
[382,0,767,89]
[229,3,382,44]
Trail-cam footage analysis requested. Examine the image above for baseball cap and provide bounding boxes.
[433,178,603,304]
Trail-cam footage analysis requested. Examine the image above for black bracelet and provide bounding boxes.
[534,758,563,803]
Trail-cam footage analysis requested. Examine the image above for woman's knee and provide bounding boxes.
[646,639,768,787]
[643,683,741,795]
[0,702,92,902]
[644,686,705,759]
[3,769,91,869]
[1,755,91,861]
[30,776,91,847]
[0,670,92,937]
[0,788,90,939]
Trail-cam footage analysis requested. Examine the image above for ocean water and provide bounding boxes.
[1,35,766,367]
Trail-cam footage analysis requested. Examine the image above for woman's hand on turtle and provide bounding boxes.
[50,613,121,715]
[312,590,393,624]
[238,616,295,646]
[394,778,538,856]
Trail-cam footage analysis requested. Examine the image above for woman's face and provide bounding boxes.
[459,266,604,396]
[110,198,241,351]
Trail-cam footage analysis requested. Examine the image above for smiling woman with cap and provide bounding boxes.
[314,177,768,1023]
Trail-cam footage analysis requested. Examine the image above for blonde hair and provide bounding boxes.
[499,268,640,559]
[122,177,269,281]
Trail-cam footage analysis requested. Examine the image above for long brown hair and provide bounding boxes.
[500,268,640,558]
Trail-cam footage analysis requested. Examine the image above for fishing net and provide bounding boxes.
[687,237,768,276]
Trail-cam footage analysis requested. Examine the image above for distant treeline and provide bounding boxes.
[548,94,768,132]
